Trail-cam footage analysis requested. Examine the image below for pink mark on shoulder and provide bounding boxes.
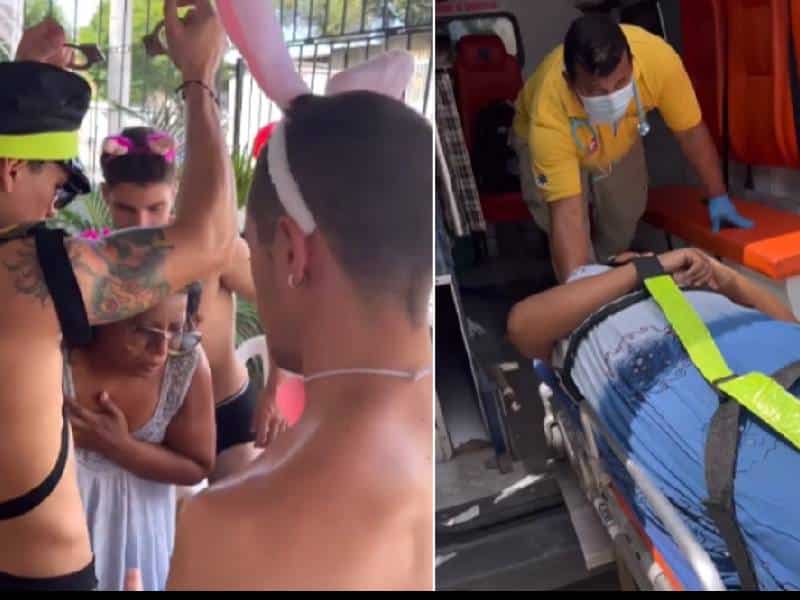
[276,376,306,427]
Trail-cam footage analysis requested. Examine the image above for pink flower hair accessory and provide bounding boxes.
[78,228,112,241]
[101,131,177,164]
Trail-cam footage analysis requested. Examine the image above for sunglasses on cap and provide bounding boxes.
[54,158,91,210]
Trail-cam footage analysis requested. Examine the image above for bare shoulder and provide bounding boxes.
[168,421,430,591]
[0,237,62,337]
[233,236,251,261]
[217,237,250,277]
[218,237,254,298]
[167,461,328,590]
[167,483,252,590]
[1,237,49,306]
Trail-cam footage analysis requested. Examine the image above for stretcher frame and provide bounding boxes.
[533,360,727,591]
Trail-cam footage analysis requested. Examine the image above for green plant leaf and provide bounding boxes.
[232,146,256,211]
[236,297,265,386]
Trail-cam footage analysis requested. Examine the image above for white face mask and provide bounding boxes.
[579,79,635,126]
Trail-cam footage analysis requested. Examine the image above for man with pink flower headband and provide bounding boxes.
[0,2,236,591]
[167,1,433,591]
[97,124,270,485]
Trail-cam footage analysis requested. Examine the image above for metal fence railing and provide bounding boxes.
[19,0,432,180]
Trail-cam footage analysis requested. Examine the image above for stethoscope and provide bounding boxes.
[569,80,651,154]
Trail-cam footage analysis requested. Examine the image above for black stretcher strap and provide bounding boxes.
[771,360,800,391]
[704,399,759,591]
[631,255,666,285]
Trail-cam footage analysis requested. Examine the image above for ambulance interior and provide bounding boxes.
[435,0,800,590]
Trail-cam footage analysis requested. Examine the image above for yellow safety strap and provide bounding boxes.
[644,275,800,451]
[0,131,79,161]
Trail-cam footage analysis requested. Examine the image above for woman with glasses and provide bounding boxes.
[62,283,214,591]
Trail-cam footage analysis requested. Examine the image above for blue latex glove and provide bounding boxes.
[708,194,754,233]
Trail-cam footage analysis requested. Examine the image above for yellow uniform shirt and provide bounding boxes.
[512,25,702,203]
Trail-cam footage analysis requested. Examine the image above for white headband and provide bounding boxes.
[267,119,317,234]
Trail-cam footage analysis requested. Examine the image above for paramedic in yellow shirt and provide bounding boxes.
[511,15,752,282]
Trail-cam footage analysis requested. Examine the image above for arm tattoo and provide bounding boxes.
[71,228,175,323]
[3,239,49,306]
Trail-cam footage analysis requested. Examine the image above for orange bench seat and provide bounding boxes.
[644,185,800,280]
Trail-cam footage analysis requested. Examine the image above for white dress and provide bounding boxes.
[63,349,199,591]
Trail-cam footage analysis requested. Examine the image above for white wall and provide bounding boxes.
[0,0,23,60]
[438,0,580,76]
[500,0,580,77]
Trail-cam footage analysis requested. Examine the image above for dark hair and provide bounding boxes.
[563,15,631,81]
[185,281,203,322]
[101,126,177,188]
[86,284,199,348]
[248,92,433,327]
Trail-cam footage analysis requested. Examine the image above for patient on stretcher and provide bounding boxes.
[508,249,800,590]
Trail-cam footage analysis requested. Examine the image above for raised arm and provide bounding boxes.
[68,0,236,326]
[508,260,639,360]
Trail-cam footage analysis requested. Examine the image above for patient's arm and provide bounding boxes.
[710,259,796,323]
[507,248,714,360]
[508,263,639,360]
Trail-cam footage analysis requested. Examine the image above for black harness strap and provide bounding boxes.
[0,405,69,520]
[0,223,90,520]
[33,226,92,347]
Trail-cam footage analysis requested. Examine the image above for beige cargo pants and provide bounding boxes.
[511,133,648,263]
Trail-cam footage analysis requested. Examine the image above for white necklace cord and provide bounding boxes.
[304,367,433,384]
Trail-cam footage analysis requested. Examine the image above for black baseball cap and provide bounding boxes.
[0,61,92,207]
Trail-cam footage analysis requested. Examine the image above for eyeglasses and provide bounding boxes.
[131,325,203,357]
[54,184,77,210]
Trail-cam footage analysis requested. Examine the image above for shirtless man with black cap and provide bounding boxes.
[0,1,235,590]
[167,91,433,590]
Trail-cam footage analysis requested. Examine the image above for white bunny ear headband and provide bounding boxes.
[217,1,415,234]
[269,51,416,235]
[267,119,316,234]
